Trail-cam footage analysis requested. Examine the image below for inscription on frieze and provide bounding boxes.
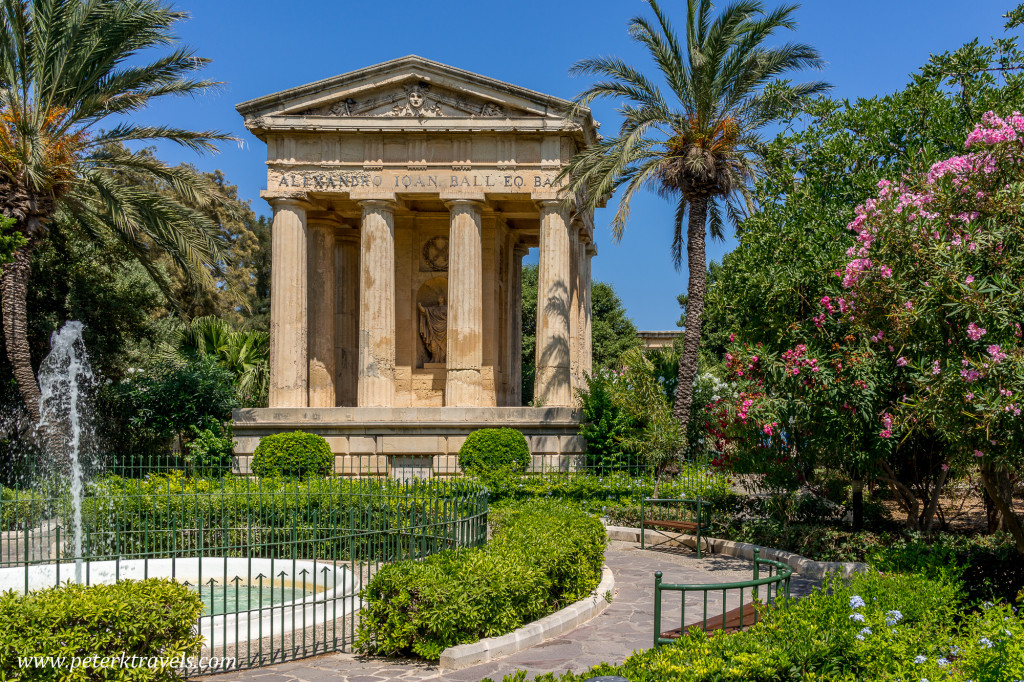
[274,170,563,192]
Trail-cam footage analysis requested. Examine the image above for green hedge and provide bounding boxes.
[0,579,203,681]
[78,473,486,560]
[356,499,608,660]
[251,431,333,478]
[488,572,1024,682]
[458,428,531,479]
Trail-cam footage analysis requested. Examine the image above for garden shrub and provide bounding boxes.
[251,431,333,478]
[489,571,1024,682]
[79,473,485,560]
[488,467,734,516]
[0,486,48,531]
[577,371,639,473]
[97,355,237,473]
[183,423,235,476]
[458,428,530,479]
[0,578,203,681]
[356,499,607,660]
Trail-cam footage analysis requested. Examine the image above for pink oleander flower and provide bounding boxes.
[904,300,914,310]
[897,357,908,367]
[729,333,736,342]
[967,323,987,341]
[880,265,892,278]
[988,345,1008,363]
[932,360,941,375]
[966,275,975,284]
[974,450,984,458]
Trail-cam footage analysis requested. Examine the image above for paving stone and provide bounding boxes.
[193,540,819,682]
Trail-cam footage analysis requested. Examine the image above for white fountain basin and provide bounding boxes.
[0,557,362,646]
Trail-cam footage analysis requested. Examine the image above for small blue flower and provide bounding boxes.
[936,658,949,667]
[886,610,903,626]
[860,627,872,637]
[850,613,865,622]
[979,637,994,648]
[850,596,866,609]
[915,655,928,665]
[950,645,960,656]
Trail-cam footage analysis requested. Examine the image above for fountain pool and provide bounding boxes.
[0,557,361,646]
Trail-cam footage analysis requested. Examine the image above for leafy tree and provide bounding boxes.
[0,0,233,420]
[161,315,269,407]
[703,14,1024,531]
[561,0,827,447]
[520,263,639,404]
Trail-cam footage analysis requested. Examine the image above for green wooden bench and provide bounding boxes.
[640,497,711,558]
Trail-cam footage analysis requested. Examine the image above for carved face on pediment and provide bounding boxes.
[298,80,517,119]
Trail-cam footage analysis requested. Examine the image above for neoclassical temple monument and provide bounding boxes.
[232,56,599,476]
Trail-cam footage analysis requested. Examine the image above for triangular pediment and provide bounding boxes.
[236,55,595,131]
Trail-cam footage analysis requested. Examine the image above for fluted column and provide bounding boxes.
[357,199,396,407]
[535,200,572,406]
[268,198,309,408]
[334,231,360,406]
[582,242,596,380]
[511,245,527,406]
[308,221,336,407]
[569,220,582,395]
[444,199,484,406]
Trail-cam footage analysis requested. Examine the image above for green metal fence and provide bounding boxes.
[653,549,792,646]
[0,473,488,675]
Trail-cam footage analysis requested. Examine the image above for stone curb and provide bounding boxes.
[604,525,870,580]
[438,565,615,671]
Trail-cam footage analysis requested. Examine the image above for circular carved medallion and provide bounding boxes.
[422,236,449,271]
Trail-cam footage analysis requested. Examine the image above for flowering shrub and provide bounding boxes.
[487,572,1024,682]
[837,112,1024,548]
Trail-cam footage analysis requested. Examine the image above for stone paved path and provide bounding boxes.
[197,540,818,682]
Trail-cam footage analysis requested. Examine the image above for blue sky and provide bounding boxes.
[134,0,1016,329]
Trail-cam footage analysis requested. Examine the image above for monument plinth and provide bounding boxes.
[233,56,599,475]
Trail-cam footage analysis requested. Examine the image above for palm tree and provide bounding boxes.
[0,0,233,420]
[162,315,269,407]
[563,0,828,439]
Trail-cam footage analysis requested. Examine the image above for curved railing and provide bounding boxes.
[653,549,792,646]
[0,476,489,674]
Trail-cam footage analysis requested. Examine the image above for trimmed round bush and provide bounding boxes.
[251,431,333,478]
[458,428,530,478]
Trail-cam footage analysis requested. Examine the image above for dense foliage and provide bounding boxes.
[700,18,1024,534]
[458,428,531,481]
[251,431,333,479]
[356,499,607,660]
[0,579,203,681]
[489,572,1024,682]
[96,355,237,472]
[76,473,485,559]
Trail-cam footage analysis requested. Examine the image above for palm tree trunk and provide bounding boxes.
[1,241,41,421]
[672,195,708,435]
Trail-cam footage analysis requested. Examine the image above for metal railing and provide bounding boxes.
[0,474,488,675]
[653,549,792,646]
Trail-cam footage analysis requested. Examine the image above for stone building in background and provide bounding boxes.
[232,56,599,477]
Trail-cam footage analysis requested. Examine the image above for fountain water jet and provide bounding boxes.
[36,321,96,583]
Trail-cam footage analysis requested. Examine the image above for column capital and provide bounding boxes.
[586,243,598,257]
[357,197,397,211]
[439,191,487,205]
[513,244,530,258]
[268,196,313,211]
[443,197,487,212]
[334,227,360,243]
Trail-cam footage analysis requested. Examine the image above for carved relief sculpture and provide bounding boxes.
[385,82,444,117]
[418,296,448,363]
[421,235,449,271]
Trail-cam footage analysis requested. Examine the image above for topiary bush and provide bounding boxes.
[0,578,203,681]
[356,499,607,660]
[458,428,531,479]
[251,431,333,478]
